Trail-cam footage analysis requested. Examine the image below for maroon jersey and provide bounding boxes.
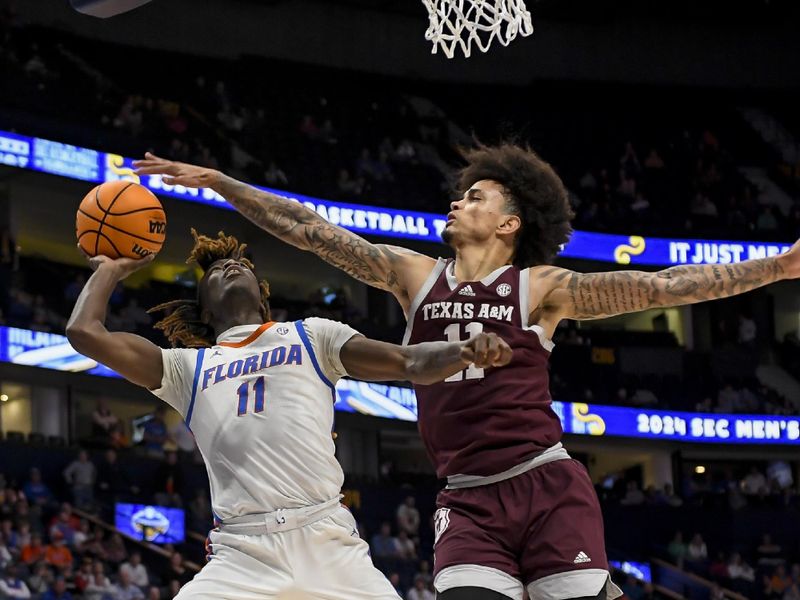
[404,258,562,478]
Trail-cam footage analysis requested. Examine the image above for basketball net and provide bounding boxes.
[422,0,533,59]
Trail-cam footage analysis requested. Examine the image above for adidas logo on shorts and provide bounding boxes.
[458,285,476,296]
[573,551,592,564]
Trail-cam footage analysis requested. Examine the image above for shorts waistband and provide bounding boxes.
[445,443,570,489]
[218,496,342,535]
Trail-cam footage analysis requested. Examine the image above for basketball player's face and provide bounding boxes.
[442,179,512,245]
[199,258,262,317]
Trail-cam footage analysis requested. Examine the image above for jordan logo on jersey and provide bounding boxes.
[421,301,514,323]
[433,508,451,545]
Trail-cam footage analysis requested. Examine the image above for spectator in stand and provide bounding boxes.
[690,192,718,218]
[108,422,131,449]
[757,534,784,568]
[153,451,184,507]
[142,406,168,456]
[83,562,114,600]
[621,480,646,505]
[26,561,53,596]
[119,298,151,333]
[686,533,708,571]
[72,520,91,552]
[356,148,378,180]
[62,450,96,510]
[20,534,45,565]
[169,420,196,460]
[785,583,800,600]
[0,535,12,569]
[406,575,435,600]
[165,552,191,586]
[44,532,73,570]
[716,384,740,414]
[298,114,319,139]
[22,468,53,508]
[335,169,363,199]
[387,572,403,597]
[661,483,683,507]
[49,506,78,547]
[765,565,792,599]
[188,489,211,533]
[370,522,400,558]
[728,553,755,582]
[709,551,729,581]
[709,583,729,600]
[414,560,433,585]
[15,522,31,552]
[0,564,31,599]
[757,206,779,232]
[1,520,19,558]
[668,531,687,568]
[738,314,757,347]
[396,530,417,560]
[146,585,161,600]
[41,576,73,600]
[396,495,420,538]
[104,532,128,563]
[74,558,94,595]
[115,568,145,600]
[81,529,105,560]
[742,466,768,495]
[97,449,139,505]
[91,398,120,445]
[263,161,289,187]
[120,552,149,588]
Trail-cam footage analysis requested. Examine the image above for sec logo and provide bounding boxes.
[496,283,512,297]
[277,327,290,335]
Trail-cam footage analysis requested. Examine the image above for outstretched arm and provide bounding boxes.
[133,154,434,299]
[66,254,163,389]
[340,332,512,385]
[537,242,798,321]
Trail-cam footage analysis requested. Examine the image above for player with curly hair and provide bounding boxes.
[66,229,511,600]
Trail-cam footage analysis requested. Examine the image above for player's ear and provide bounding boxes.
[498,214,521,236]
[200,307,212,325]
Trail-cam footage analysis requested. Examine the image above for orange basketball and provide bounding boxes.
[76,180,166,259]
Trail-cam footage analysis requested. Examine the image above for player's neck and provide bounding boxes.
[211,309,266,340]
[452,244,512,282]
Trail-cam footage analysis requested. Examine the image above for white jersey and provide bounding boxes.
[150,317,359,520]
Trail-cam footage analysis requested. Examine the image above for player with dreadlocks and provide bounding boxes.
[66,229,512,600]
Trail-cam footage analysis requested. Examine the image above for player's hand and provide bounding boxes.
[78,245,154,280]
[460,332,512,368]
[133,152,220,188]
[778,238,800,280]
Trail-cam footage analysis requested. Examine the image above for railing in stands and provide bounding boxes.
[652,557,747,600]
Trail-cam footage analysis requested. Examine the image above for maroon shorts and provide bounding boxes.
[433,459,608,586]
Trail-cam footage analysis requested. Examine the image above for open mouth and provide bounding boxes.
[224,266,243,278]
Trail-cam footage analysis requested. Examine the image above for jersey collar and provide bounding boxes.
[445,260,512,291]
[216,322,275,347]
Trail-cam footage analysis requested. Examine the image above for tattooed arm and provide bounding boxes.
[534,244,797,321]
[134,154,435,301]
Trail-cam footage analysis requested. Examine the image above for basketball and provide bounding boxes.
[76,180,166,259]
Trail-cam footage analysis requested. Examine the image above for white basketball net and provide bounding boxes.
[422,0,534,59]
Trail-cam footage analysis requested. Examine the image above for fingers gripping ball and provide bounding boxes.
[76,181,166,259]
